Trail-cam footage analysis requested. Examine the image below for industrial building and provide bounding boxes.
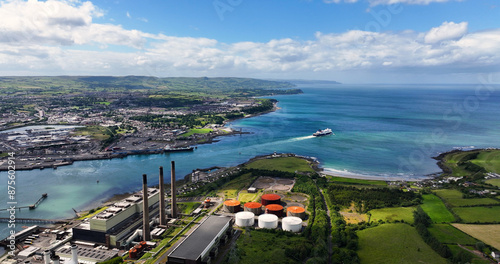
[72,185,160,248]
[167,215,233,264]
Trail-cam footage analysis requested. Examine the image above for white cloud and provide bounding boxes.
[0,0,498,83]
[424,21,468,44]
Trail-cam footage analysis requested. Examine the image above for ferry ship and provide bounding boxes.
[164,145,195,152]
[313,128,333,137]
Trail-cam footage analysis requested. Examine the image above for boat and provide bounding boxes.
[164,145,195,152]
[313,128,333,137]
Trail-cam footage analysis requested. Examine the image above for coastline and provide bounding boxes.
[0,102,279,172]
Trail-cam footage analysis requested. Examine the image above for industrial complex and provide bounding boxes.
[1,159,309,264]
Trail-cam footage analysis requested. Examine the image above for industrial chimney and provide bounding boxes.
[43,250,51,264]
[171,161,177,218]
[142,174,151,241]
[70,244,78,264]
[159,166,166,226]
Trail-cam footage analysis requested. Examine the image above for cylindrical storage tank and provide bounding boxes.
[258,214,278,229]
[265,204,283,217]
[287,206,306,219]
[282,216,303,233]
[244,202,262,215]
[261,193,281,206]
[235,211,255,227]
[224,200,241,213]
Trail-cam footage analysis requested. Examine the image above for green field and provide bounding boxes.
[244,157,314,173]
[441,149,500,176]
[447,245,491,264]
[434,189,463,200]
[471,150,500,174]
[179,128,213,137]
[453,206,500,223]
[177,202,201,215]
[486,178,500,188]
[230,229,311,264]
[421,194,456,223]
[357,224,448,264]
[327,176,387,186]
[368,207,415,224]
[238,190,262,203]
[219,173,256,199]
[446,197,500,207]
[428,224,477,245]
[453,224,500,251]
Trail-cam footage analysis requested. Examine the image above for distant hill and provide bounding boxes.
[286,79,341,85]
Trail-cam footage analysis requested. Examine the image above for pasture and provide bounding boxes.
[453,206,500,223]
[428,224,477,245]
[368,207,415,224]
[421,194,455,223]
[357,224,447,264]
[452,224,500,251]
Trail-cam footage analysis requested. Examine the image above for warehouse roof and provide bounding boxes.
[168,215,232,261]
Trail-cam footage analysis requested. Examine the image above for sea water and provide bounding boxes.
[1,83,500,239]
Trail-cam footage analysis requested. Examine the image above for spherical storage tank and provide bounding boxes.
[261,193,281,206]
[265,204,284,217]
[235,211,255,227]
[244,202,262,215]
[224,200,241,213]
[282,216,303,233]
[258,214,278,229]
[287,206,306,219]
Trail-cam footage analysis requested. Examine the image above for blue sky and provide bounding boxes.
[0,0,499,83]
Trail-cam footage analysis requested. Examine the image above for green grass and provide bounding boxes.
[244,156,314,173]
[78,206,108,220]
[327,176,387,186]
[486,178,500,188]
[434,189,464,200]
[421,194,455,223]
[177,202,200,215]
[219,172,256,199]
[232,229,311,264]
[179,128,213,137]
[446,197,500,207]
[73,125,110,140]
[357,224,448,264]
[453,206,500,223]
[471,150,500,174]
[238,190,262,203]
[428,224,477,245]
[369,207,415,224]
[447,245,491,264]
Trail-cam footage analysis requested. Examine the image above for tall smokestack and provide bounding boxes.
[43,250,51,264]
[142,174,151,241]
[70,244,78,264]
[171,161,177,218]
[159,166,166,225]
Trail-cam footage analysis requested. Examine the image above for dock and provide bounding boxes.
[0,193,48,211]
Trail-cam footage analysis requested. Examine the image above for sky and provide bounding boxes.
[0,0,499,83]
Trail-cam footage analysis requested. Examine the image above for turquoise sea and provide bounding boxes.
[1,83,500,239]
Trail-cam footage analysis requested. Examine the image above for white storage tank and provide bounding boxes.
[282,216,303,233]
[258,214,278,229]
[235,211,255,227]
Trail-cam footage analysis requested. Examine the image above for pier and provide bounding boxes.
[0,193,47,211]
[0,217,67,224]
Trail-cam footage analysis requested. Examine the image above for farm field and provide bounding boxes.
[368,207,415,224]
[452,224,500,251]
[428,224,477,245]
[486,178,500,188]
[453,206,500,223]
[434,189,463,200]
[446,197,500,207]
[447,245,491,264]
[327,176,387,186]
[230,229,311,264]
[244,156,314,173]
[421,194,455,223]
[357,224,448,264]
